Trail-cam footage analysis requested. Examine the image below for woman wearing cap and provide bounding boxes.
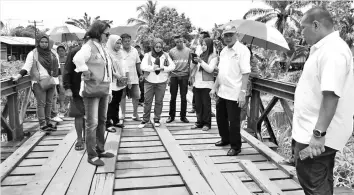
[138,38,175,128]
[105,34,129,131]
[12,35,60,132]
[190,38,218,131]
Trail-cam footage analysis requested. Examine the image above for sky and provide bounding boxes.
[0,0,270,32]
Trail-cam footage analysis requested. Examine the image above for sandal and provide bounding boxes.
[75,141,84,151]
[106,127,117,133]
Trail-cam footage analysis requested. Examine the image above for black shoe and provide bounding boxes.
[211,112,216,117]
[166,117,174,123]
[98,152,115,158]
[227,148,241,156]
[215,140,230,146]
[180,117,189,123]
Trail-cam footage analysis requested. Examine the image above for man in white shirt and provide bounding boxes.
[293,7,354,195]
[210,25,251,156]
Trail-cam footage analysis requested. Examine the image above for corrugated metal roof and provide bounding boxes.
[0,36,35,46]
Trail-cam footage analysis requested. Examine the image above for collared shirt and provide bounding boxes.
[217,41,251,101]
[293,31,354,151]
[121,46,141,84]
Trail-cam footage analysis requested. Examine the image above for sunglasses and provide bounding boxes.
[103,32,110,38]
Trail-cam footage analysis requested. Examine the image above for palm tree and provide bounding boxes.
[127,0,158,29]
[65,12,113,30]
[243,1,311,34]
[0,21,4,30]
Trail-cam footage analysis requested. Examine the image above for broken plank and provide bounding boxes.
[114,175,184,190]
[89,173,115,195]
[239,160,284,195]
[23,129,77,195]
[190,151,240,195]
[223,172,253,195]
[118,146,165,154]
[66,152,96,195]
[1,131,46,181]
[112,186,189,195]
[154,123,214,195]
[97,128,122,174]
[116,166,178,178]
[116,159,173,170]
[117,152,170,161]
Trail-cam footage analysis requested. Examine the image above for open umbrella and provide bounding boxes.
[47,25,86,43]
[219,20,290,52]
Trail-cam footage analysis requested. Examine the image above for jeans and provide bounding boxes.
[32,83,55,127]
[83,95,109,159]
[107,89,124,125]
[216,97,242,149]
[169,76,188,118]
[193,87,211,128]
[51,86,59,118]
[294,141,337,195]
[192,94,196,110]
[139,79,144,103]
[143,81,167,122]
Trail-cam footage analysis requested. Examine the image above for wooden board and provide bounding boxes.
[120,136,160,142]
[223,173,253,195]
[185,148,259,157]
[174,134,220,140]
[211,154,268,164]
[114,175,184,190]
[190,151,241,195]
[273,179,302,191]
[120,140,162,147]
[116,159,174,170]
[241,130,298,183]
[116,166,178,178]
[1,131,46,181]
[66,152,96,195]
[37,139,62,145]
[122,131,157,137]
[216,162,277,172]
[97,128,122,174]
[117,152,170,161]
[23,130,77,195]
[26,151,52,158]
[154,123,214,195]
[1,175,34,186]
[233,170,289,181]
[89,173,115,195]
[171,129,219,135]
[178,138,222,145]
[10,166,41,175]
[1,186,26,195]
[31,145,57,152]
[17,158,47,166]
[112,186,189,195]
[118,146,165,154]
[181,143,252,151]
[239,160,284,195]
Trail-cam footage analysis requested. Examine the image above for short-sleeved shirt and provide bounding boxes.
[169,47,191,77]
[217,41,251,101]
[293,31,354,151]
[121,47,141,84]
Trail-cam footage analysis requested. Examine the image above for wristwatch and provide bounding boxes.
[313,129,326,138]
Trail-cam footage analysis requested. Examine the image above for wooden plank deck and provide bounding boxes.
[1,89,307,195]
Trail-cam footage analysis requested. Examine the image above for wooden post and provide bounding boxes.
[256,97,278,143]
[259,100,278,145]
[248,89,260,137]
[19,88,31,124]
[7,93,23,141]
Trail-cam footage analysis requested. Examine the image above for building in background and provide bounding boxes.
[0,36,35,61]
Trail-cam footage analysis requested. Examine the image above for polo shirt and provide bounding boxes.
[292,31,354,151]
[217,41,251,101]
[121,47,141,84]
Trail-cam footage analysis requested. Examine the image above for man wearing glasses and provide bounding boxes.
[166,35,191,123]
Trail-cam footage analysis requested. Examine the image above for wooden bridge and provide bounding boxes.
[0,77,351,195]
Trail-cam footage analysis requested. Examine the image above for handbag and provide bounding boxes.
[111,58,127,87]
[35,51,56,91]
[81,43,111,97]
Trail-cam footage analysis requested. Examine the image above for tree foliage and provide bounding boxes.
[127,0,158,27]
[8,25,49,39]
[65,12,113,30]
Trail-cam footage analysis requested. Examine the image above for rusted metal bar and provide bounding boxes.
[248,90,261,139]
[252,78,295,101]
[256,97,279,144]
[1,76,31,97]
[259,100,278,145]
[7,93,23,141]
[19,88,31,124]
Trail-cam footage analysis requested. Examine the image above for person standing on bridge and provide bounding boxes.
[73,21,115,166]
[12,35,60,132]
[209,25,251,156]
[293,7,354,195]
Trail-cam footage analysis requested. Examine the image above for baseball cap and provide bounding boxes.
[222,25,237,35]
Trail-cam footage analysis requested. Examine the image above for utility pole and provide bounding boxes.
[28,20,43,42]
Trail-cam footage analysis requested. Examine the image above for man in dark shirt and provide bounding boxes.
[135,45,145,106]
[63,43,85,151]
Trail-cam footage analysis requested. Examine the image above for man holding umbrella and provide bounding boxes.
[210,25,251,156]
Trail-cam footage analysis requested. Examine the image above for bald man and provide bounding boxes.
[293,7,354,195]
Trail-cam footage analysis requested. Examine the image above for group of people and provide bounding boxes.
[12,6,354,195]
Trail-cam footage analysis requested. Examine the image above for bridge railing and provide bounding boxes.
[1,76,32,141]
[247,77,296,145]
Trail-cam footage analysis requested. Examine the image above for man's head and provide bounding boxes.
[121,33,132,50]
[222,25,237,48]
[134,45,142,54]
[57,46,66,57]
[174,35,184,50]
[200,31,210,39]
[300,7,334,45]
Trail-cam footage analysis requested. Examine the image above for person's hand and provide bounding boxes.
[65,89,73,100]
[308,135,326,158]
[238,91,246,108]
[82,70,91,80]
[153,65,160,71]
[108,94,112,103]
[194,57,202,63]
[209,89,217,100]
[12,74,22,82]
[214,66,219,75]
[167,77,171,86]
[128,84,132,89]
[139,75,144,82]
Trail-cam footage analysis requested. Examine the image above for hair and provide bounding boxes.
[57,45,66,52]
[200,31,210,38]
[121,33,131,41]
[86,20,110,42]
[134,45,141,49]
[303,7,334,29]
[173,35,181,40]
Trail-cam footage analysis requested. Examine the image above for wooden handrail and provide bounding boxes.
[1,76,32,141]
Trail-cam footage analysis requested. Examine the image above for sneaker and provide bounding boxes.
[88,157,104,166]
[138,121,147,129]
[202,126,210,131]
[52,116,63,122]
[154,120,160,127]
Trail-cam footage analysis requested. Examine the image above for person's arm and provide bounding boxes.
[73,44,91,73]
[240,47,251,92]
[135,50,142,75]
[140,53,154,72]
[200,56,217,73]
[12,51,34,81]
[63,50,75,91]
